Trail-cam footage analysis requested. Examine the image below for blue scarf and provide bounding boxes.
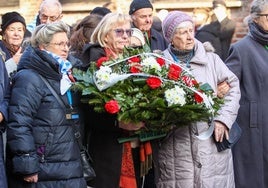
[46,51,73,95]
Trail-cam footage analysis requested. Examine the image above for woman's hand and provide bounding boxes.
[13,47,23,64]
[214,121,229,142]
[118,121,145,131]
[23,174,38,183]
[217,81,230,98]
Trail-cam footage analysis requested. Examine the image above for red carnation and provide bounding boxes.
[129,65,141,73]
[104,100,120,114]
[168,64,182,80]
[128,56,141,63]
[194,91,204,103]
[156,57,165,67]
[146,77,162,89]
[96,57,109,68]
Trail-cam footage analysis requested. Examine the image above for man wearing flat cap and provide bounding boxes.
[129,0,167,52]
[195,0,236,61]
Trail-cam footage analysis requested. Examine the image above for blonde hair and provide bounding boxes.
[90,12,132,47]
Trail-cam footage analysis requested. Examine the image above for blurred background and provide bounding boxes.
[0,0,252,42]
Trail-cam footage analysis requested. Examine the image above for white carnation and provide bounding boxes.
[141,56,161,71]
[164,85,186,106]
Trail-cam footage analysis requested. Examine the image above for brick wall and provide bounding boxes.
[230,0,252,43]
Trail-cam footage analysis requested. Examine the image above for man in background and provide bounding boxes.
[27,0,63,33]
[129,0,167,52]
[195,0,236,61]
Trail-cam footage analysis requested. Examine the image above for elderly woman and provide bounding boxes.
[0,11,28,78]
[152,11,240,188]
[6,21,87,188]
[225,1,268,187]
[81,13,146,188]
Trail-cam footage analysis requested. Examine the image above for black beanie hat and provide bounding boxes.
[129,0,153,15]
[91,7,111,17]
[1,11,26,34]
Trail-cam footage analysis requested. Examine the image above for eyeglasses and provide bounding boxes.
[257,14,268,19]
[49,41,70,49]
[40,14,61,22]
[114,29,133,37]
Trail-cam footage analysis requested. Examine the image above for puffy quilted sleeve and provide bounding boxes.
[7,70,42,175]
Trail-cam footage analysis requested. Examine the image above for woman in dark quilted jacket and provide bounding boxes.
[6,21,87,188]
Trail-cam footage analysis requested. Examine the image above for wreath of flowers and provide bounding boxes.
[73,47,223,138]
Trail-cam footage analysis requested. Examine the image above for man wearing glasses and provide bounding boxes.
[27,0,63,33]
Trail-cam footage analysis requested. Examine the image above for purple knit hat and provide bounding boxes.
[162,11,193,43]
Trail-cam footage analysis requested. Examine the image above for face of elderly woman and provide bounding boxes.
[104,22,132,54]
[45,32,69,60]
[171,21,195,51]
[3,22,25,49]
[254,9,268,31]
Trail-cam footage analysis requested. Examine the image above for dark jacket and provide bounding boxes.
[195,21,222,57]
[6,46,87,188]
[0,41,13,61]
[195,17,235,61]
[81,43,135,188]
[226,34,268,188]
[0,54,9,188]
[149,28,168,52]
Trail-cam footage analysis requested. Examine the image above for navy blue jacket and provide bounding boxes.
[0,54,9,188]
[149,28,168,52]
[6,46,87,188]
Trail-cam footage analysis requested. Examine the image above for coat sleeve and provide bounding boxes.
[0,56,10,131]
[7,71,42,176]
[211,53,241,129]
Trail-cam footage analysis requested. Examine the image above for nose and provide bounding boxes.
[63,45,69,51]
[145,17,150,23]
[46,18,53,24]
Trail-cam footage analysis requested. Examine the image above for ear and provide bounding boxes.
[39,44,46,50]
[58,14,63,20]
[104,35,109,43]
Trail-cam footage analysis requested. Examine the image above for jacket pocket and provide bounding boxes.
[250,101,257,128]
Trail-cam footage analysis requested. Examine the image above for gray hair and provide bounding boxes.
[39,0,62,14]
[30,21,70,48]
[249,0,268,21]
[90,12,132,47]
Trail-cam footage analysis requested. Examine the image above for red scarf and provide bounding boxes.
[119,142,137,188]
[119,141,152,188]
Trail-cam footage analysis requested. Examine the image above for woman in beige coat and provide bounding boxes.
[153,11,240,188]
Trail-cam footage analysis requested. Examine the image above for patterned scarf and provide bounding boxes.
[168,44,194,68]
[45,51,73,95]
[249,21,268,45]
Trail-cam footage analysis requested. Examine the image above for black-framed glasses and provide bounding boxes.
[114,29,133,37]
[40,14,61,22]
[257,14,268,19]
[49,41,70,49]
